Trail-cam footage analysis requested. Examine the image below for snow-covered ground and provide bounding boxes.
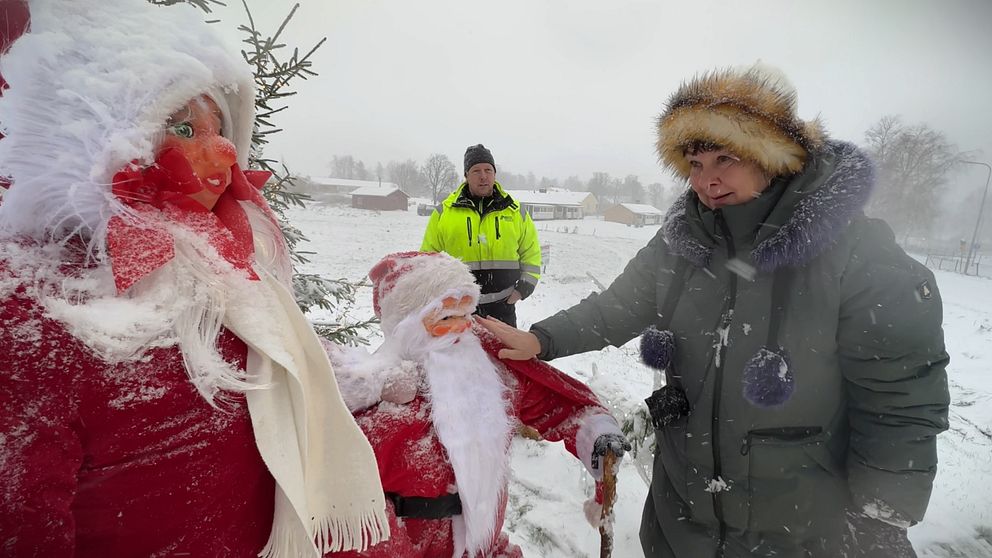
[291,203,992,558]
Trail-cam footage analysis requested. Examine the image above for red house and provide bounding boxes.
[350,185,409,211]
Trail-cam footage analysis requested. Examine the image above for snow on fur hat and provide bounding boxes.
[0,0,255,248]
[369,251,480,335]
[655,63,826,180]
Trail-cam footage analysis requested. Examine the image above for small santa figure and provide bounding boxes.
[329,251,630,558]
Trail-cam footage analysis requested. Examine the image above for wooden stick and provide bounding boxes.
[599,450,618,558]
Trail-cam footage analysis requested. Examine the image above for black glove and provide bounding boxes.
[591,433,631,473]
[845,510,917,558]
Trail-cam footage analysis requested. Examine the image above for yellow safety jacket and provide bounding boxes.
[421,182,541,304]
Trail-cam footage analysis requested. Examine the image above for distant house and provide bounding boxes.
[350,185,409,211]
[602,203,664,226]
[306,177,396,195]
[505,189,597,220]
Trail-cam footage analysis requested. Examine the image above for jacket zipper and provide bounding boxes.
[466,216,473,246]
[495,216,501,240]
[712,210,736,558]
[740,426,824,456]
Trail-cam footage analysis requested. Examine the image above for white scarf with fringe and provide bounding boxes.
[23,231,389,557]
[224,272,389,557]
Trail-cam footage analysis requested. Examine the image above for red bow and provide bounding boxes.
[107,147,275,293]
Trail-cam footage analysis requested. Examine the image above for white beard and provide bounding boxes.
[39,220,274,406]
[384,312,514,557]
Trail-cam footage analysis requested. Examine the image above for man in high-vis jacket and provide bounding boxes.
[420,144,541,327]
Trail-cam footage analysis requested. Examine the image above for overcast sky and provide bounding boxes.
[210,0,992,189]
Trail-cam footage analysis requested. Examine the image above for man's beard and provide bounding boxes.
[384,312,515,556]
[42,220,273,406]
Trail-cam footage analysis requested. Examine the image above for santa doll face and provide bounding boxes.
[158,95,238,210]
[422,295,475,337]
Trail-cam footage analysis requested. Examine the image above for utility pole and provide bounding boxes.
[962,160,992,275]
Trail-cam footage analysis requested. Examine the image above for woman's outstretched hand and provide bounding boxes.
[477,316,542,360]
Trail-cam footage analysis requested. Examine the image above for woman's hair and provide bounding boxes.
[682,140,724,157]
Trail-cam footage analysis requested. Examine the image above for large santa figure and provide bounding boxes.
[0,1,388,556]
[328,251,630,558]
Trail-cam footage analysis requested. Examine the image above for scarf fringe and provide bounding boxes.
[314,510,391,553]
[257,517,318,558]
[257,509,390,558]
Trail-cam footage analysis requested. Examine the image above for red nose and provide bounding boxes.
[210,136,238,167]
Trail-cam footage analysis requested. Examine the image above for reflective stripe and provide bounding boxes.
[519,273,539,286]
[521,264,541,274]
[478,286,516,304]
[465,260,521,271]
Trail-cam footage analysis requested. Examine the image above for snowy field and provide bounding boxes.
[291,203,992,558]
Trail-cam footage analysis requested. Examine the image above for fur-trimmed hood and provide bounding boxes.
[656,65,826,179]
[662,140,875,272]
[0,0,255,250]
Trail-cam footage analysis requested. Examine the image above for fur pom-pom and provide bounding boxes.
[640,326,676,371]
[742,346,795,407]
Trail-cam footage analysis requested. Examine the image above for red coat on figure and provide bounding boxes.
[0,274,277,556]
[328,252,626,558]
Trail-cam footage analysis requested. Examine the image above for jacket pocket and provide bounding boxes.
[742,426,848,537]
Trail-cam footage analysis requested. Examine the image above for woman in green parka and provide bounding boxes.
[481,65,950,558]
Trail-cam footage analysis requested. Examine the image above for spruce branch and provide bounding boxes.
[147,0,375,344]
[231,1,374,343]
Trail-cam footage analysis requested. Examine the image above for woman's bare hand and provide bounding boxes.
[477,316,542,360]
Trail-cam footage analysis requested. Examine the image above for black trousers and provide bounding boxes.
[475,300,516,327]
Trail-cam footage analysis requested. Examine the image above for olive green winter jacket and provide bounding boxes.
[531,141,949,557]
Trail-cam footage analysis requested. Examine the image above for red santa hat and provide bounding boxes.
[369,251,480,334]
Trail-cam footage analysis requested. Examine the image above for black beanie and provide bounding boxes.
[463,144,496,175]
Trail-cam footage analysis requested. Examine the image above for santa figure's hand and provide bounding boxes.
[591,433,631,473]
[380,360,420,404]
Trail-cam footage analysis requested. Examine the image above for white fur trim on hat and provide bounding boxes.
[0,0,255,250]
[369,251,480,336]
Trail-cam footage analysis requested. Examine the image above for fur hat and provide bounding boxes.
[369,251,480,335]
[463,144,496,175]
[655,64,825,179]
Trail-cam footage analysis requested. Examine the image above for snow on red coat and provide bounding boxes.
[330,327,616,558]
[0,276,278,556]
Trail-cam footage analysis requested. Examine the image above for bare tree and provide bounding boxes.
[330,155,358,179]
[586,172,613,204]
[646,182,666,208]
[563,175,584,191]
[422,153,458,204]
[864,115,960,242]
[620,174,644,203]
[354,160,370,181]
[388,159,426,195]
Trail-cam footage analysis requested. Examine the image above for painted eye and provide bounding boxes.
[169,122,194,139]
